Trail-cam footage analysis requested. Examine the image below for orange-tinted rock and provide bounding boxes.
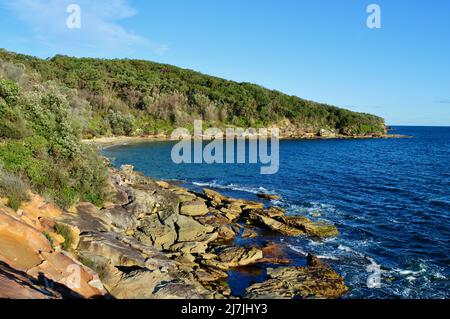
[0,262,62,299]
[0,205,105,299]
[27,252,105,298]
[0,207,51,271]
[18,194,63,230]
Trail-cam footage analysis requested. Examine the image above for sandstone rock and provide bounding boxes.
[266,206,285,218]
[78,231,147,267]
[257,257,292,265]
[218,225,236,240]
[11,194,63,231]
[179,201,209,216]
[240,200,264,211]
[20,194,63,222]
[120,164,135,177]
[26,251,106,298]
[200,253,217,260]
[206,247,263,270]
[102,202,115,209]
[102,205,137,231]
[318,129,336,138]
[49,232,66,247]
[0,207,52,271]
[136,214,177,250]
[150,279,217,299]
[59,202,111,233]
[219,204,242,221]
[0,205,105,299]
[257,193,281,201]
[178,194,198,203]
[249,212,304,236]
[175,215,215,242]
[156,181,170,189]
[170,186,193,197]
[170,241,208,254]
[277,216,339,238]
[246,254,348,299]
[114,187,131,206]
[241,228,258,239]
[0,261,63,299]
[109,268,173,299]
[203,188,226,206]
[174,253,197,265]
[196,210,232,227]
[195,267,228,282]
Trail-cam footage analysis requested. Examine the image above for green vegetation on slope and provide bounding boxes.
[0,60,109,209]
[0,49,385,137]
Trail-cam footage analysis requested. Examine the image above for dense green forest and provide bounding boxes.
[0,49,385,137]
[0,48,385,209]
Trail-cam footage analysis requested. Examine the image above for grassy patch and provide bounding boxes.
[42,231,54,249]
[0,167,29,210]
[78,256,109,281]
[55,223,73,251]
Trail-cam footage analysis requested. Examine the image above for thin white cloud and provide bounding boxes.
[2,0,169,57]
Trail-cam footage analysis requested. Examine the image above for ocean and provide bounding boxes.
[102,126,450,299]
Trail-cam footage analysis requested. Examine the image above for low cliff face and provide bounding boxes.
[0,164,348,299]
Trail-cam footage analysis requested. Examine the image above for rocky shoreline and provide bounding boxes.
[0,163,349,299]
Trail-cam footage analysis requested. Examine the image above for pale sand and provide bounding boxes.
[83,133,411,149]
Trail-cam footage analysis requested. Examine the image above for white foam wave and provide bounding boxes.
[287,244,308,256]
[316,255,340,261]
[192,180,271,195]
[392,268,426,276]
[338,244,381,269]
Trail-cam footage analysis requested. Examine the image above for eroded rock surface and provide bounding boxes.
[0,204,106,299]
[246,254,348,299]
[0,163,347,299]
[247,209,339,238]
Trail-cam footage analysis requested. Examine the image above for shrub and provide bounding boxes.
[0,142,32,174]
[107,110,135,136]
[0,79,19,104]
[78,256,109,281]
[0,167,29,210]
[55,223,73,251]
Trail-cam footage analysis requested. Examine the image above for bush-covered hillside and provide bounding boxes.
[0,60,109,209]
[0,49,385,137]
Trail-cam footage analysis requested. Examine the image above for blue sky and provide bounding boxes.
[0,0,449,126]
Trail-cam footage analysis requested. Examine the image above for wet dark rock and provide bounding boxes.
[248,210,304,236]
[246,254,348,299]
[277,216,339,238]
[257,193,281,201]
[204,246,263,270]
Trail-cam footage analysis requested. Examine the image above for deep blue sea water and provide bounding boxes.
[103,127,450,299]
